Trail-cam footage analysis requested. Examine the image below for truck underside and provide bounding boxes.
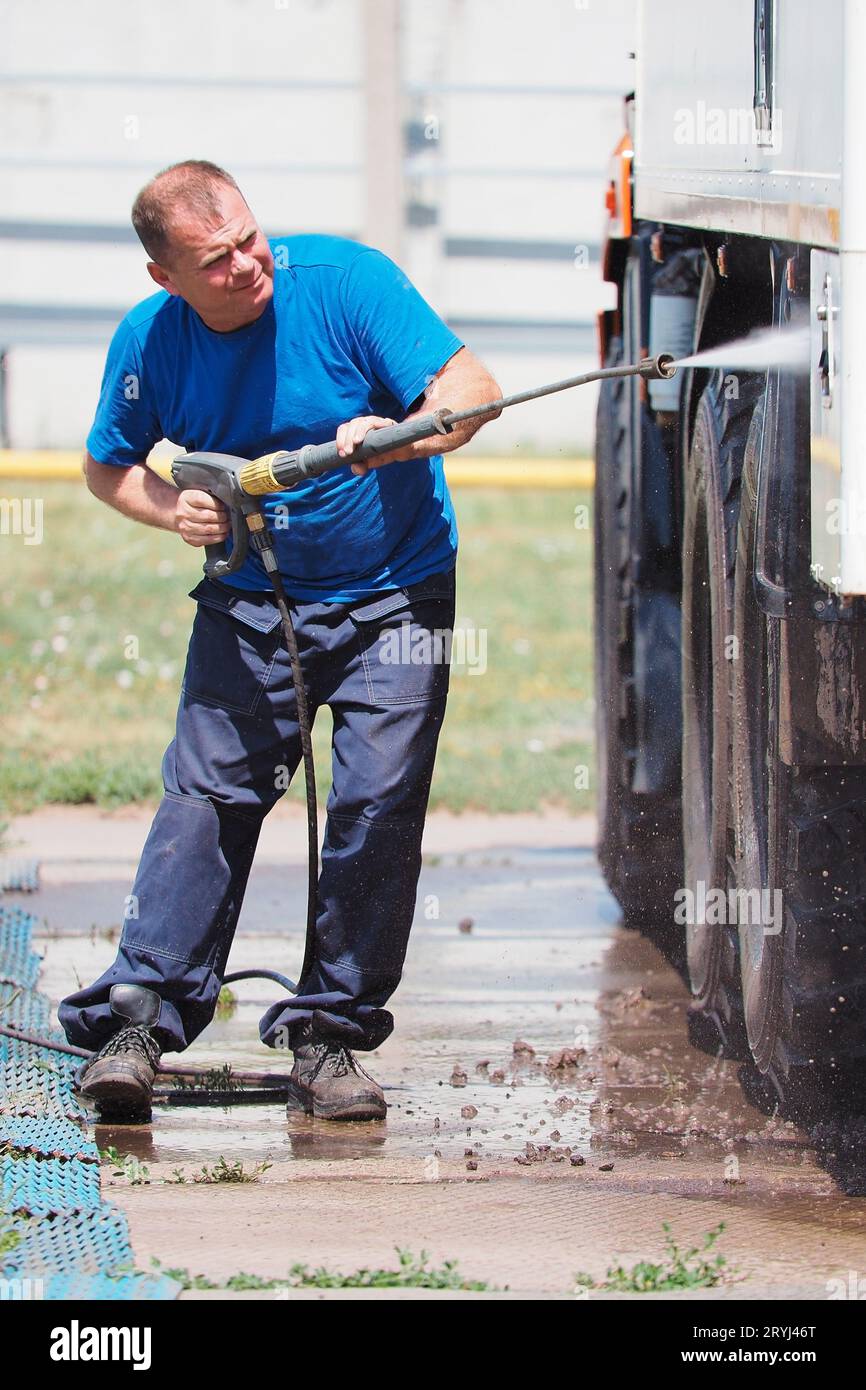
[595,219,866,1124]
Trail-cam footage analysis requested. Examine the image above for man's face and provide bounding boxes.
[147,185,275,332]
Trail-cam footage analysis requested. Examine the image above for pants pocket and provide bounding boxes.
[347,570,456,706]
[182,578,283,716]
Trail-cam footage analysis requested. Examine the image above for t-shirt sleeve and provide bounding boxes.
[340,248,464,411]
[86,318,162,466]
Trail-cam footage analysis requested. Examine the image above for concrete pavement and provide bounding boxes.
[4,805,865,1300]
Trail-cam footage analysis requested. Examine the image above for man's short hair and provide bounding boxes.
[131,160,241,265]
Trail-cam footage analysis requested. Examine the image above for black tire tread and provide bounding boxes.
[682,371,763,1055]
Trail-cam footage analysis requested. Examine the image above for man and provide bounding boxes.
[59,160,500,1122]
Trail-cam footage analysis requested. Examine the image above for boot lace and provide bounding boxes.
[307,1041,375,1084]
[97,1024,161,1069]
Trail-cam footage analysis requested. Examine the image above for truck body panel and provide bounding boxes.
[634,0,840,249]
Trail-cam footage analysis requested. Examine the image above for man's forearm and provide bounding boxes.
[84,454,180,531]
[337,346,501,476]
[404,348,501,459]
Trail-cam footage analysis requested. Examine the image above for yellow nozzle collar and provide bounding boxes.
[239,452,285,495]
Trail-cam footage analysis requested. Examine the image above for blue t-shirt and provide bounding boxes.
[87,235,464,600]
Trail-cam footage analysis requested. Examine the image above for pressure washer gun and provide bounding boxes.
[169,353,676,579]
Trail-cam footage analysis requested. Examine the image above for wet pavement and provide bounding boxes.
[6,806,866,1297]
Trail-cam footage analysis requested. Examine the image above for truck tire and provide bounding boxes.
[733,398,866,1115]
[681,371,761,1056]
[594,333,682,933]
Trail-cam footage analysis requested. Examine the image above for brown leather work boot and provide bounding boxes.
[76,984,163,1123]
[287,1029,387,1121]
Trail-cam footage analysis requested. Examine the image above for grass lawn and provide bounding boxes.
[0,479,593,816]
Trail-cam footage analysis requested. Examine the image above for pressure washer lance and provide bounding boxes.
[168,352,677,1010]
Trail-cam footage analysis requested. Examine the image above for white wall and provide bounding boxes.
[1,0,636,452]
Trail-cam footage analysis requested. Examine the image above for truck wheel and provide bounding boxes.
[594,333,682,933]
[681,372,760,1056]
[733,400,866,1115]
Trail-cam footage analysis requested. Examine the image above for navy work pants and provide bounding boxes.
[59,567,455,1054]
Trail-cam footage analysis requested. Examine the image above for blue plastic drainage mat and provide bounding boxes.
[1,1114,99,1164]
[0,904,180,1301]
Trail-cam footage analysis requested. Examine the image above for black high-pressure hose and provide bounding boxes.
[222,572,319,997]
[221,352,679,1005]
[271,580,318,989]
